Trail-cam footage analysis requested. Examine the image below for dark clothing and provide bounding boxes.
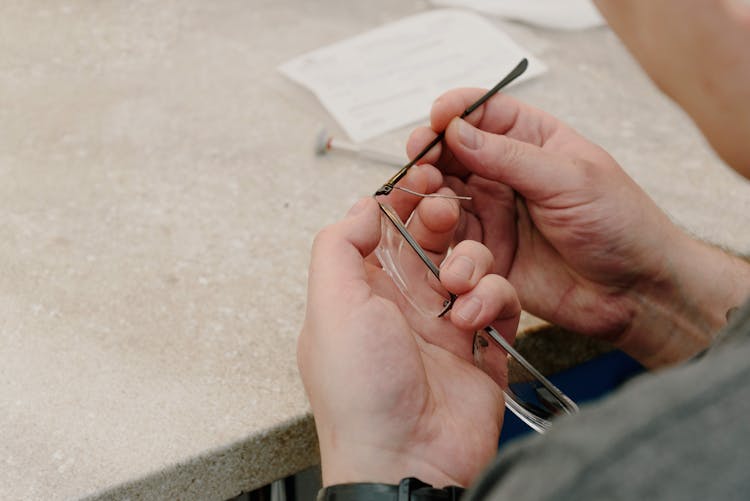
[466,300,750,501]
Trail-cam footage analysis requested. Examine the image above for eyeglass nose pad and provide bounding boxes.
[472,330,489,364]
[437,293,457,317]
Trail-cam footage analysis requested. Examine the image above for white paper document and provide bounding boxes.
[279,9,545,142]
[430,0,605,31]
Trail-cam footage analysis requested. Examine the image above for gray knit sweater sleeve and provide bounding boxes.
[465,300,750,501]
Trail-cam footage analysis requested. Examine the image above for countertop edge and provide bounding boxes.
[83,413,320,501]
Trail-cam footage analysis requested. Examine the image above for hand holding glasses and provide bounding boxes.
[373,59,578,433]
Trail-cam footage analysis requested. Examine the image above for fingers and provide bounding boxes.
[443,118,584,202]
[406,126,443,166]
[431,89,553,143]
[408,89,561,179]
[369,164,442,270]
[404,187,460,259]
[440,240,494,294]
[378,163,443,222]
[308,198,381,309]
[449,174,519,275]
[441,240,521,337]
[450,274,521,336]
[405,89,531,177]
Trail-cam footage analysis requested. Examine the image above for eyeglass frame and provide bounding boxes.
[372,58,579,433]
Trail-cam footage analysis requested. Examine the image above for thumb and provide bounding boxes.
[307,197,380,309]
[444,118,584,202]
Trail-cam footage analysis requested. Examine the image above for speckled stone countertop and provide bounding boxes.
[1,1,749,500]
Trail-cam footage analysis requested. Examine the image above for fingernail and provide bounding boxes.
[457,120,482,150]
[446,255,475,281]
[455,296,482,323]
[346,198,368,217]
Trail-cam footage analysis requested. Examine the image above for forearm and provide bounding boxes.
[620,232,750,368]
[593,0,750,172]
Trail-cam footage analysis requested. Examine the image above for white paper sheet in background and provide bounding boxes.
[279,9,546,142]
[430,0,605,30]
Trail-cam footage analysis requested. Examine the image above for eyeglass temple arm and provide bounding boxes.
[378,202,457,316]
[483,324,579,415]
[374,58,529,197]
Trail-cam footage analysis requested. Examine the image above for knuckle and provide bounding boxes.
[485,275,520,313]
[497,134,522,168]
[455,240,493,267]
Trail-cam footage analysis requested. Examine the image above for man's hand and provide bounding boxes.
[298,166,521,488]
[408,90,750,367]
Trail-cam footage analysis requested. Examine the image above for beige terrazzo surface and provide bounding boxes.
[1,1,749,500]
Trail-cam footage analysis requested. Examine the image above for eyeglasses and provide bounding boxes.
[373,59,579,433]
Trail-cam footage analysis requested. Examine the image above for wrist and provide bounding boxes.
[622,231,750,368]
[317,477,464,501]
[319,441,462,489]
